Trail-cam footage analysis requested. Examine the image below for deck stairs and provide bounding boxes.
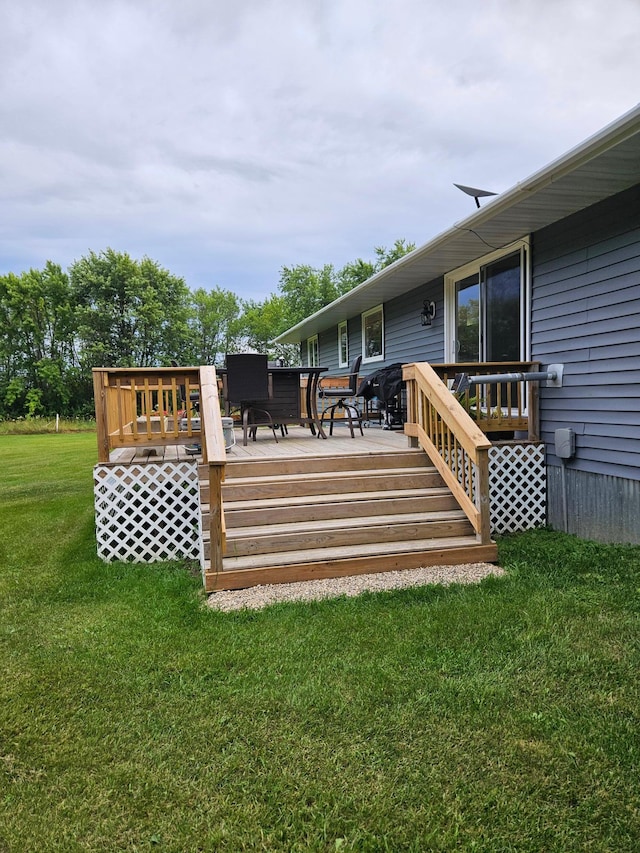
[200,447,497,592]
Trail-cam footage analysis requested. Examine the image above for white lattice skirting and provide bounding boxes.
[489,443,546,534]
[94,461,202,564]
[443,442,545,533]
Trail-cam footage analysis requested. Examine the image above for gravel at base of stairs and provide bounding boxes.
[207,563,505,611]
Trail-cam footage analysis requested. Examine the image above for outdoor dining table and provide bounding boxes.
[217,365,328,439]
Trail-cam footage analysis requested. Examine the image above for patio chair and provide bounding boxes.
[225,353,280,446]
[318,355,363,438]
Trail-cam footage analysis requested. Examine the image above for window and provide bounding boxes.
[362,305,384,363]
[445,241,530,363]
[338,321,348,367]
[307,335,319,367]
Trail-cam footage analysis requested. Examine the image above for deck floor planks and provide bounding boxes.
[224,424,409,461]
[107,424,409,464]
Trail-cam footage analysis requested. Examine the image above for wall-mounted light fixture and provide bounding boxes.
[421,300,436,327]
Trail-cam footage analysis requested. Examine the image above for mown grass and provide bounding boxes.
[0,417,96,435]
[1,434,639,852]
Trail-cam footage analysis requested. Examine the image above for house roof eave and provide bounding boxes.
[275,102,640,345]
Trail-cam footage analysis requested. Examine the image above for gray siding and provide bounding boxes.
[315,319,357,372]
[318,326,337,369]
[532,184,640,482]
[383,278,444,365]
[310,278,444,374]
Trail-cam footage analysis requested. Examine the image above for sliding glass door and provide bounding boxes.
[446,243,528,364]
[455,273,480,362]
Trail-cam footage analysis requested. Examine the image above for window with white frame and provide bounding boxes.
[307,335,319,367]
[444,240,530,363]
[362,305,384,363]
[338,321,348,367]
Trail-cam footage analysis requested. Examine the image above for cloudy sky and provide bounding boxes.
[1,0,639,300]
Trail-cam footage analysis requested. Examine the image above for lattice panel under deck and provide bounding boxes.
[488,444,546,534]
[94,461,202,564]
[444,442,545,534]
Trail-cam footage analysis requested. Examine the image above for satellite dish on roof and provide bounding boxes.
[454,183,497,209]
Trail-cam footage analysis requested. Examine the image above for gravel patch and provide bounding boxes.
[207,562,505,611]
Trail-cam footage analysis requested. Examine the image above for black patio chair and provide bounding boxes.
[318,355,363,438]
[225,353,279,446]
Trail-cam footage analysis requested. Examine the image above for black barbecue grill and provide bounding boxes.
[356,363,406,429]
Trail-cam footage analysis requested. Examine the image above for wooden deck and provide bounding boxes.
[109,423,411,464]
[100,421,499,592]
[226,424,410,460]
[93,364,545,590]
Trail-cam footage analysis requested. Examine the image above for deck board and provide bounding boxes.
[108,424,409,464]
[108,444,199,464]
[225,424,409,460]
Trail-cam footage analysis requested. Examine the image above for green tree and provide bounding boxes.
[373,238,416,269]
[270,239,416,348]
[240,295,299,365]
[70,249,191,369]
[336,258,377,294]
[336,239,416,294]
[0,263,78,417]
[277,263,341,328]
[187,286,243,365]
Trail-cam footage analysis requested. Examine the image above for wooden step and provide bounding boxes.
[212,467,442,503]
[204,488,458,528]
[199,442,497,593]
[206,510,472,558]
[222,534,486,571]
[206,449,432,479]
[204,539,499,591]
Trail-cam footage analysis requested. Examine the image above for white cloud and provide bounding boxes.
[0,0,638,298]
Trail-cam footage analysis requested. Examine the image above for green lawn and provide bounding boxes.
[0,417,96,435]
[1,434,639,852]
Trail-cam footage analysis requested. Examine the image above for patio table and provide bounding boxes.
[218,365,328,439]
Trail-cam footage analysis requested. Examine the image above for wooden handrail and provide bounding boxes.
[198,366,226,578]
[403,362,492,544]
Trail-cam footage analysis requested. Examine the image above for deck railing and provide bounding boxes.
[198,366,227,577]
[430,362,540,441]
[403,362,492,544]
[92,366,204,462]
[93,365,227,576]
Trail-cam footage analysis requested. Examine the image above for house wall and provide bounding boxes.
[303,183,640,544]
[383,278,444,366]
[532,183,640,543]
[311,277,444,374]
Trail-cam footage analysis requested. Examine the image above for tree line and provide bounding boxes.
[0,241,414,419]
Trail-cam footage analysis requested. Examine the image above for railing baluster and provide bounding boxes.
[170,379,179,436]
[158,377,166,438]
[131,380,138,439]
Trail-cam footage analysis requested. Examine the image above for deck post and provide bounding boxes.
[476,447,491,545]
[93,369,110,463]
[405,378,419,447]
[208,463,225,574]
